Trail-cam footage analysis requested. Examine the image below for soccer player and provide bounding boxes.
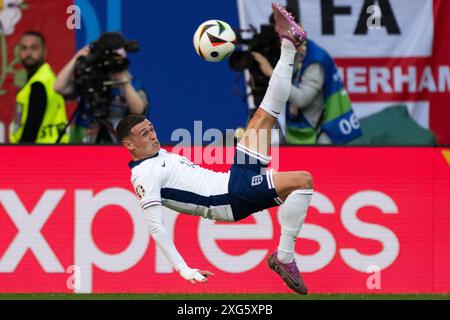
[116,3,313,294]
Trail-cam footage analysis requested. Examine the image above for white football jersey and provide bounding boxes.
[130,149,233,221]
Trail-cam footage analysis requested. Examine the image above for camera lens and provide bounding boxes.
[228,51,254,72]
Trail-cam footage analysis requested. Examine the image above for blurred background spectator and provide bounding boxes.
[54,32,148,144]
[9,30,68,144]
[0,0,448,146]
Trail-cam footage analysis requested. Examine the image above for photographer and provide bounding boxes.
[231,14,362,145]
[54,32,148,144]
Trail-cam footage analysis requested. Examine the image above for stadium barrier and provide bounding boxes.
[0,146,449,294]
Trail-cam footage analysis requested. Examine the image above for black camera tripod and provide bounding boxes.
[56,99,119,144]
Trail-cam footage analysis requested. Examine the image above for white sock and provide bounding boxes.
[277,189,313,264]
[260,39,297,118]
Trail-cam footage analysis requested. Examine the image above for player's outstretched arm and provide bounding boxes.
[143,205,215,284]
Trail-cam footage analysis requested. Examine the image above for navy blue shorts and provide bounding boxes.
[228,144,283,221]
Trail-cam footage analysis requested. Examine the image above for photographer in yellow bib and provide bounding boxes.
[9,31,68,144]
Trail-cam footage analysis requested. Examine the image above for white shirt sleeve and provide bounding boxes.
[142,204,188,271]
[132,168,163,210]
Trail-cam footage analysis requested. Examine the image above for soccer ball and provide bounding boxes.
[193,20,236,62]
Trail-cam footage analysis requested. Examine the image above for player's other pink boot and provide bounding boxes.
[272,2,307,48]
[268,251,308,295]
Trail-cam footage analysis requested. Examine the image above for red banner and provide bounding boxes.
[0,146,449,294]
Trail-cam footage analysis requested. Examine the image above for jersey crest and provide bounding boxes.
[251,175,263,186]
[135,185,146,199]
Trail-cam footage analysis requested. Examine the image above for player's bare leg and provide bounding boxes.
[273,171,314,200]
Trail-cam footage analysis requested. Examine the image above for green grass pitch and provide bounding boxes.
[0,294,449,300]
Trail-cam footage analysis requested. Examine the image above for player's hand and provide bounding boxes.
[188,270,214,284]
[179,266,215,284]
[112,70,132,85]
[251,52,274,78]
[297,43,307,61]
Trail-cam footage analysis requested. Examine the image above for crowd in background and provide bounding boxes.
[7,24,437,146]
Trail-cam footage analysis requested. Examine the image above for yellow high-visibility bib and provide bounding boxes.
[10,63,69,144]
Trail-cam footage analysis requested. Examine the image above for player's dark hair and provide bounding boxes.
[21,31,46,46]
[116,115,147,142]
